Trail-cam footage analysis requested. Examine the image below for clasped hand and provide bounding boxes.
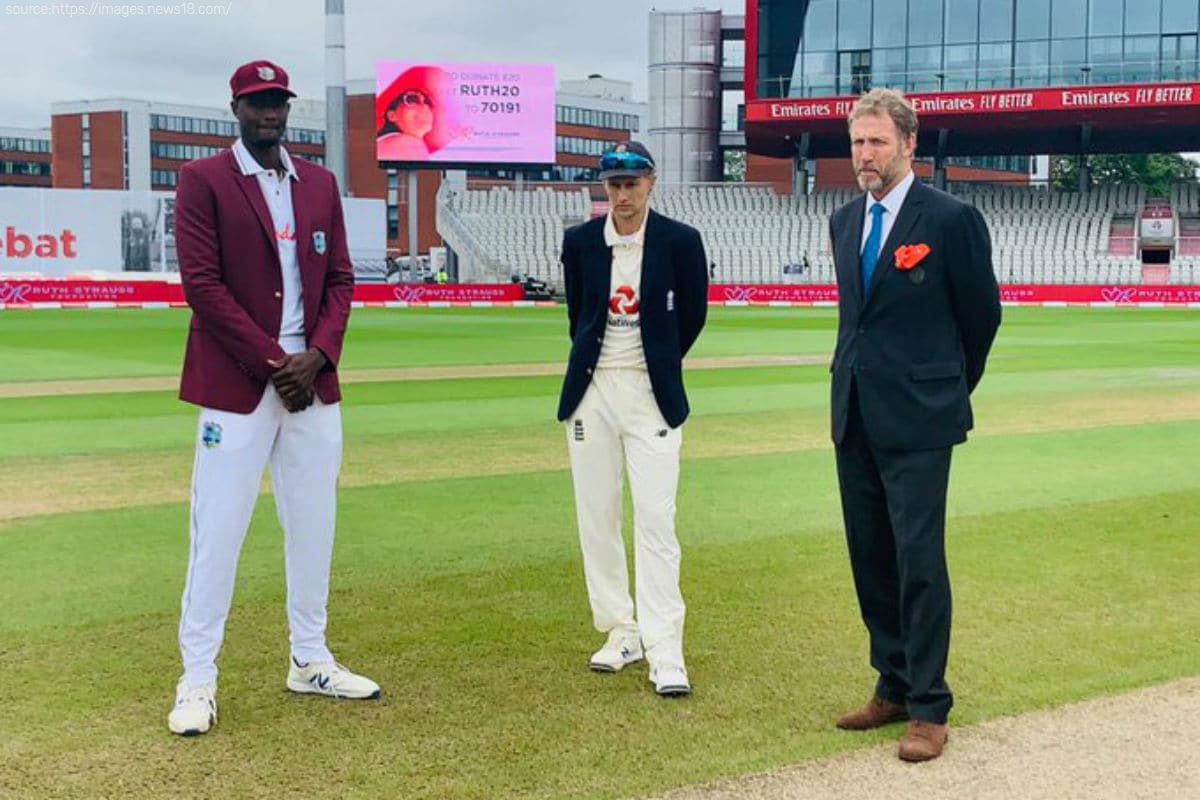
[267,349,327,413]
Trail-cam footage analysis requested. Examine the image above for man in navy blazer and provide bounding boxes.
[168,60,379,738]
[557,141,708,696]
[827,89,1001,761]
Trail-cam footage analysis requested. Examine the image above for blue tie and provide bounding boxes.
[861,203,886,298]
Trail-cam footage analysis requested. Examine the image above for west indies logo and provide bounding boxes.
[609,285,640,314]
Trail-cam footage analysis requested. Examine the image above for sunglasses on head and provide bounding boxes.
[600,151,653,172]
[396,90,432,108]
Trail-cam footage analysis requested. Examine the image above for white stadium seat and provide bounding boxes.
[437,182,1166,288]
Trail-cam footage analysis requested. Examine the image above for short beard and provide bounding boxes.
[241,124,283,149]
[856,170,885,193]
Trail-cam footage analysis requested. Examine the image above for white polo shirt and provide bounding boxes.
[232,138,304,339]
[597,209,648,369]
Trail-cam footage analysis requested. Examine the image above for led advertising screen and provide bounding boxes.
[375,62,555,168]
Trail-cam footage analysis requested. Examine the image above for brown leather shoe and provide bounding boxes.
[898,720,949,762]
[836,696,908,730]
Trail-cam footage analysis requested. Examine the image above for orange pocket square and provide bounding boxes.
[894,243,930,270]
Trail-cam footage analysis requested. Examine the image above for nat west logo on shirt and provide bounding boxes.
[608,285,640,315]
[607,285,641,330]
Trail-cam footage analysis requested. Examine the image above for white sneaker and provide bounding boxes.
[650,664,692,697]
[588,628,644,673]
[286,657,381,699]
[168,680,217,736]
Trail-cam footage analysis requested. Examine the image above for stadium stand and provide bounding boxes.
[437,182,1185,289]
[437,185,590,284]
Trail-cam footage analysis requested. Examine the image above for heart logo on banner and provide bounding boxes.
[0,282,32,303]
[723,286,759,302]
[1100,286,1135,304]
[394,285,428,302]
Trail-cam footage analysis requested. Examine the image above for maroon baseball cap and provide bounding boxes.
[230,60,296,100]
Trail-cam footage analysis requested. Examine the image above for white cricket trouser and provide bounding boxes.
[565,367,686,668]
[178,336,341,688]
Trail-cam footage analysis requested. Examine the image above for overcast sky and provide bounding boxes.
[0,0,746,129]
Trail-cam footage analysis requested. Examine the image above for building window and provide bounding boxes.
[1126,0,1162,36]
[944,0,979,45]
[0,160,51,177]
[838,0,872,50]
[1124,36,1161,80]
[150,142,225,161]
[0,137,51,153]
[1016,0,1051,40]
[906,46,943,91]
[873,0,908,47]
[1051,0,1087,39]
[980,0,1014,42]
[802,0,837,51]
[945,44,978,90]
[1164,0,1199,33]
[387,206,399,239]
[908,0,944,47]
[1088,36,1125,83]
[872,47,909,89]
[1050,38,1087,84]
[839,49,873,94]
[151,169,179,187]
[1014,40,1050,85]
[802,51,837,96]
[1162,34,1199,81]
[977,42,1013,88]
[1090,0,1123,37]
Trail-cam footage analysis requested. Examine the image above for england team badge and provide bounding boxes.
[313,231,327,255]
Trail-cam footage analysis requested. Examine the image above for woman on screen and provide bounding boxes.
[376,65,465,161]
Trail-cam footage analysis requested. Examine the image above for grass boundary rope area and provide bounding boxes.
[1,307,1197,799]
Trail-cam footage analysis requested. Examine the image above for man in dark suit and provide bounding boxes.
[168,60,379,737]
[828,89,1001,761]
[557,141,708,697]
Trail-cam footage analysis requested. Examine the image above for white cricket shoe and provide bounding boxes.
[286,657,381,699]
[168,680,217,736]
[649,664,692,697]
[588,628,644,673]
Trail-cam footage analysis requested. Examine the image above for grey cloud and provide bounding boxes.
[0,0,743,127]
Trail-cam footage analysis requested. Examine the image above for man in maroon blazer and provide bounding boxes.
[168,59,379,738]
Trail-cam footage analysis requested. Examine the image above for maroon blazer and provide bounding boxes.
[176,150,355,413]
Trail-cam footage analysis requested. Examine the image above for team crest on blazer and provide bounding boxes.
[909,266,926,284]
[312,231,327,255]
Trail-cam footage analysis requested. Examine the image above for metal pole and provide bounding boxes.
[324,0,347,193]
[792,133,810,197]
[408,169,420,270]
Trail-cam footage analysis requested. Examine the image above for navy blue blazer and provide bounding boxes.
[556,210,708,428]
[829,179,1002,450]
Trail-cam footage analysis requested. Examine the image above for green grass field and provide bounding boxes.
[1,307,1197,799]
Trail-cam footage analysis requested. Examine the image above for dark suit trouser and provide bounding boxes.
[835,385,954,723]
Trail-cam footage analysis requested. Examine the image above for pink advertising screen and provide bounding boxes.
[375,62,556,167]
